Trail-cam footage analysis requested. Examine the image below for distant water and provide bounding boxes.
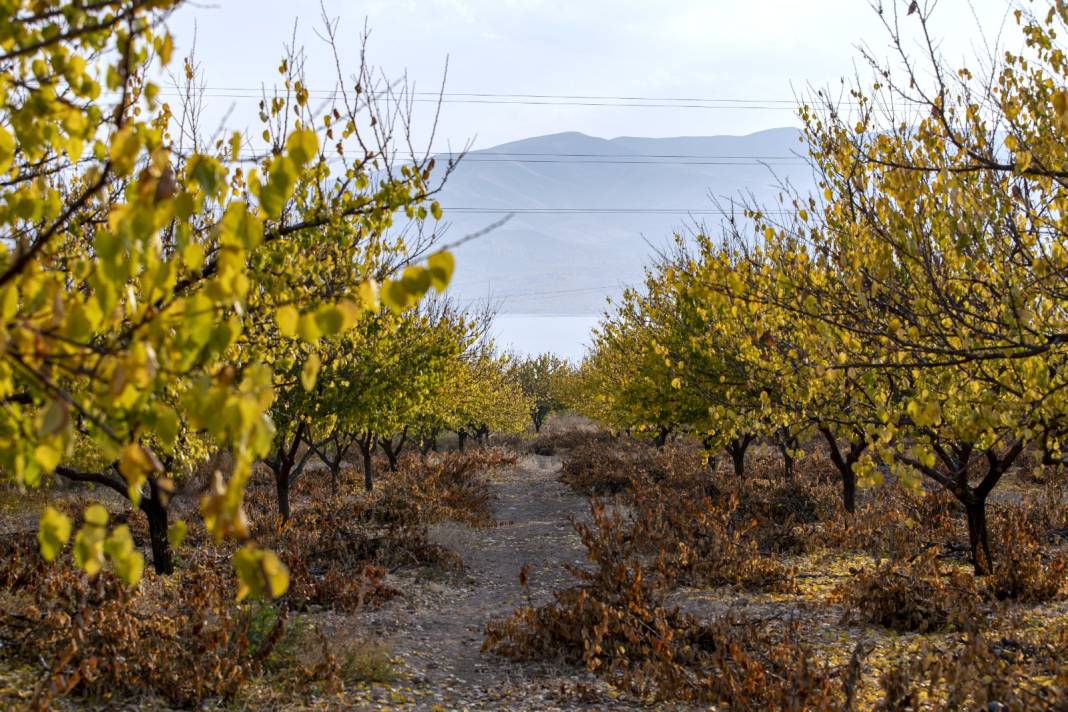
[492,314,599,362]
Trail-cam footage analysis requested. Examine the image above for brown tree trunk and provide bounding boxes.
[776,427,798,480]
[141,486,174,575]
[820,428,866,515]
[359,431,375,492]
[727,434,754,477]
[274,469,291,522]
[965,496,992,576]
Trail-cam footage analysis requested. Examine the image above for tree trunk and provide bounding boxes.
[362,448,373,491]
[842,468,856,514]
[140,487,174,575]
[274,469,291,521]
[359,431,375,492]
[776,428,798,480]
[727,434,753,477]
[820,428,865,515]
[909,440,1022,576]
[964,496,992,576]
[458,429,468,452]
[329,462,340,493]
[780,446,795,480]
[654,425,670,449]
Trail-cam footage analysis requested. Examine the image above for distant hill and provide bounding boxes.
[433,128,813,315]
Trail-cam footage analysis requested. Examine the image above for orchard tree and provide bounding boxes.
[0,1,454,593]
[722,0,1068,570]
[511,352,574,432]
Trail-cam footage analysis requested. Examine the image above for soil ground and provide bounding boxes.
[341,453,638,710]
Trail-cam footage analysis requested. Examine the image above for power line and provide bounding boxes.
[131,86,893,109]
[123,88,808,110]
[432,157,806,166]
[231,152,807,167]
[439,207,795,215]
[150,87,809,104]
[499,285,625,299]
[429,152,801,159]
[455,284,626,300]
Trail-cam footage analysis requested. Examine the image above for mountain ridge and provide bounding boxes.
[435,128,813,314]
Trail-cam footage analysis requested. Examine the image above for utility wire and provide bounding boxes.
[232,153,807,167]
[438,207,794,215]
[124,86,887,108]
[118,88,810,110]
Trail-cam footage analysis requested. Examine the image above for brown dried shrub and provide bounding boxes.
[630,483,795,592]
[558,439,657,495]
[987,507,1067,603]
[390,447,516,527]
[875,628,1068,711]
[0,534,271,708]
[484,503,836,708]
[805,485,963,561]
[530,428,617,457]
[835,548,982,633]
[244,447,516,611]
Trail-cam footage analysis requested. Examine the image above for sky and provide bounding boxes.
[165,0,1019,151]
[162,0,1022,358]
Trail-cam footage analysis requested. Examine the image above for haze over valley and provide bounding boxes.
[439,127,812,317]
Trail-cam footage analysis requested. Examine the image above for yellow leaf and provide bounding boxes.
[167,520,187,549]
[33,443,62,472]
[37,507,71,561]
[275,305,299,338]
[84,503,109,528]
[301,353,321,392]
[234,546,290,601]
[285,129,319,166]
[427,251,455,291]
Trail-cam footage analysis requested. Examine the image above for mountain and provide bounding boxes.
[433,128,813,315]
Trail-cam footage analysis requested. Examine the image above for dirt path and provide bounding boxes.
[349,453,630,710]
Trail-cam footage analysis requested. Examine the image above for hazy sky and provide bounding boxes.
[167,0,1018,150]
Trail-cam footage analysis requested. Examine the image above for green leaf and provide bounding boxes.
[259,156,297,219]
[37,507,71,561]
[401,265,432,297]
[108,126,141,175]
[187,154,226,196]
[103,524,134,559]
[0,125,13,174]
[358,280,380,312]
[112,550,145,586]
[154,404,180,449]
[381,279,411,314]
